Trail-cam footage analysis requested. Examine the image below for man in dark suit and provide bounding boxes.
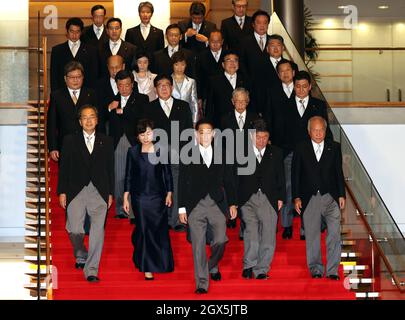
[239,10,271,116]
[99,18,137,78]
[58,104,114,282]
[178,118,238,294]
[50,18,98,91]
[80,4,109,49]
[284,70,333,239]
[238,119,285,279]
[107,70,149,220]
[125,1,164,56]
[178,2,217,56]
[206,51,251,128]
[151,24,196,79]
[220,0,253,52]
[292,116,345,280]
[143,74,193,231]
[197,30,225,101]
[47,61,99,162]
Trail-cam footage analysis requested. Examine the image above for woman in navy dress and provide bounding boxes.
[123,119,174,280]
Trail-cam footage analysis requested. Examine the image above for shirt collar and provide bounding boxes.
[159,97,173,107]
[235,15,245,21]
[270,56,281,65]
[68,39,80,49]
[235,110,246,119]
[311,140,324,150]
[141,23,151,28]
[168,45,179,52]
[253,145,265,157]
[224,71,237,81]
[295,95,309,107]
[83,130,95,140]
[110,39,122,47]
[68,87,80,96]
[93,24,104,32]
[199,144,212,154]
[254,32,266,42]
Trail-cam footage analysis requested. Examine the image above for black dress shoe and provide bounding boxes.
[174,225,186,232]
[300,234,306,240]
[256,273,269,280]
[195,288,207,294]
[87,275,100,282]
[210,272,221,281]
[75,263,85,269]
[282,227,292,239]
[130,218,136,225]
[115,214,128,219]
[326,275,340,281]
[227,219,237,229]
[311,273,322,279]
[242,267,253,279]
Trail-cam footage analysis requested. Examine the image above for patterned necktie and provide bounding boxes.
[169,48,175,58]
[257,151,262,163]
[316,144,322,161]
[299,99,306,117]
[71,42,78,57]
[111,42,118,55]
[86,136,93,154]
[239,17,244,29]
[203,149,210,167]
[214,51,219,62]
[141,25,147,40]
[164,101,171,118]
[238,114,244,130]
[96,27,101,39]
[72,90,78,105]
[229,75,235,89]
[259,36,264,51]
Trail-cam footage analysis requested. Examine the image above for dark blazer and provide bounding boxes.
[108,90,149,149]
[220,15,253,52]
[151,46,197,79]
[292,139,346,211]
[178,19,217,55]
[95,76,116,133]
[237,145,286,210]
[125,24,164,55]
[178,144,237,215]
[196,48,225,99]
[220,110,259,131]
[80,24,109,49]
[58,132,114,205]
[205,72,251,128]
[284,95,333,154]
[98,40,137,77]
[143,98,193,146]
[46,87,99,152]
[50,41,99,91]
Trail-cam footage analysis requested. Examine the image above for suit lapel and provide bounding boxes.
[77,134,91,164]
[63,87,76,108]
[64,41,74,59]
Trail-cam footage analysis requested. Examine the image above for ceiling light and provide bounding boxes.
[338,6,348,9]
[378,5,389,9]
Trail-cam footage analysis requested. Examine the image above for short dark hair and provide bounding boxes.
[66,17,84,31]
[267,34,284,45]
[137,118,155,135]
[64,61,84,77]
[133,50,151,72]
[106,17,122,28]
[190,2,206,16]
[138,1,154,14]
[195,118,215,131]
[171,51,187,65]
[252,119,269,133]
[166,23,181,35]
[252,10,270,24]
[294,70,311,84]
[78,104,98,119]
[115,69,134,83]
[91,4,106,15]
[222,50,239,62]
[276,59,294,73]
[154,74,173,87]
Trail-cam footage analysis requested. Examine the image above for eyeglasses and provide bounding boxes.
[81,116,97,121]
[66,75,83,80]
[157,84,171,89]
[224,58,239,63]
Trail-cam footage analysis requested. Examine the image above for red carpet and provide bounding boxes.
[49,161,355,300]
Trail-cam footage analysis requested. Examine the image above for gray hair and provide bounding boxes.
[232,87,250,100]
[307,116,327,132]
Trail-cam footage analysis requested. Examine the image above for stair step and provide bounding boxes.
[349,278,373,284]
[355,292,379,299]
[25,231,51,237]
[341,240,356,245]
[341,252,359,258]
[25,209,47,214]
[26,158,46,163]
[24,255,51,261]
[25,243,52,249]
[24,283,47,290]
[343,265,368,271]
[25,219,51,225]
[27,177,46,183]
[26,187,48,192]
[26,197,48,203]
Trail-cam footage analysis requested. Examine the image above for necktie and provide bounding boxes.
[164,101,171,117]
[316,144,322,161]
[86,136,93,154]
[121,96,127,109]
[203,149,210,167]
[214,51,219,62]
[111,42,118,54]
[169,48,175,58]
[299,99,306,117]
[229,75,235,89]
[71,42,78,57]
[238,114,244,130]
[141,25,147,40]
[239,17,244,29]
[96,27,101,39]
[259,36,264,51]
[257,151,262,163]
[72,90,78,105]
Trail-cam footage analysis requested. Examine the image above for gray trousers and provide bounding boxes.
[66,182,107,278]
[168,164,180,228]
[241,190,278,276]
[188,195,228,290]
[303,192,341,276]
[114,135,133,217]
[281,152,294,228]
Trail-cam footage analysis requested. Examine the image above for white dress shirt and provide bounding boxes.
[199,144,213,168]
[235,110,246,130]
[270,56,281,70]
[168,45,179,58]
[159,97,174,118]
[93,24,104,39]
[68,40,80,57]
[253,145,265,163]
[254,32,266,50]
[224,72,237,89]
[211,49,222,62]
[140,23,151,40]
[121,95,130,109]
[312,140,324,162]
[68,87,81,101]
[282,82,294,98]
[83,131,95,154]
[109,39,122,55]
[295,96,309,117]
[235,15,245,28]
[110,77,119,95]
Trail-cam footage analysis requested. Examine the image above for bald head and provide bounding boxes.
[308,116,327,144]
[107,55,125,79]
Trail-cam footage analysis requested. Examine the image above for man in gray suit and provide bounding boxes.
[58,105,114,282]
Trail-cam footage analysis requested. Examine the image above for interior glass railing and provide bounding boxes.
[270,12,405,298]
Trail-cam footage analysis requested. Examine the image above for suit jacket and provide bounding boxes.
[143,98,193,147]
[80,24,109,49]
[47,87,99,152]
[98,40,137,77]
[196,48,225,99]
[151,46,197,79]
[108,90,149,149]
[125,24,164,55]
[58,132,114,205]
[178,144,237,215]
[220,15,253,52]
[205,72,251,128]
[95,76,117,133]
[237,145,286,210]
[178,19,217,55]
[50,41,99,91]
[284,95,333,154]
[292,139,346,211]
[172,75,198,124]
